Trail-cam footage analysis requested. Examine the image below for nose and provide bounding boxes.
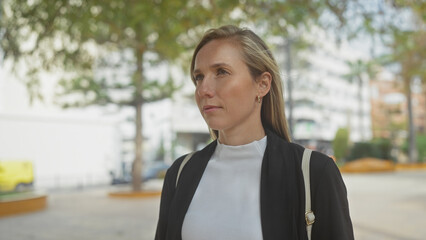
[196,75,215,98]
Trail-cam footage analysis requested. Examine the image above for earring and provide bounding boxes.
[257,96,262,103]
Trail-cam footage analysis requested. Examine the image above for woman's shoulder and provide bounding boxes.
[279,141,335,170]
[266,130,337,173]
[167,140,218,174]
[309,149,345,193]
[167,154,189,174]
[266,131,307,160]
[310,150,336,170]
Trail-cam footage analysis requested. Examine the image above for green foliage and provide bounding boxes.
[384,30,426,83]
[347,142,380,161]
[0,0,243,106]
[347,139,393,162]
[371,138,394,161]
[155,136,166,162]
[402,134,426,163]
[332,128,350,162]
[417,135,426,163]
[343,59,378,84]
[1,0,380,106]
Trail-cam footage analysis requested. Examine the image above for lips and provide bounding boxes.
[203,105,221,113]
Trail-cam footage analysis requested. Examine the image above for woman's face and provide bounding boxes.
[193,39,261,136]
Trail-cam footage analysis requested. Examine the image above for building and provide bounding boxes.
[273,31,373,154]
[370,76,426,138]
[0,64,122,190]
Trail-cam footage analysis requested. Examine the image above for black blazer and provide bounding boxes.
[155,129,354,240]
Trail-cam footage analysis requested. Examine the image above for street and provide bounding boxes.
[1,171,425,240]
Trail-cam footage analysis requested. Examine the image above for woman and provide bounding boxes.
[155,25,354,240]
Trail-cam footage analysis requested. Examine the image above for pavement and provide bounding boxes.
[0,171,425,240]
[345,170,426,240]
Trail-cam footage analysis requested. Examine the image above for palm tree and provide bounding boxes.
[387,29,425,163]
[343,59,377,142]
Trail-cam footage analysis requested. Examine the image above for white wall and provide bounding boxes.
[0,112,121,189]
[1,58,125,190]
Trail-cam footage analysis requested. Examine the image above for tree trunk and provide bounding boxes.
[357,76,364,141]
[405,76,418,163]
[132,102,143,191]
[132,48,145,191]
[424,86,426,134]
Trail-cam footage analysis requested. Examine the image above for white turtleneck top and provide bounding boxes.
[181,136,267,240]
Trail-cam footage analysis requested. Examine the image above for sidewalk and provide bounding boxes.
[0,181,163,240]
[345,170,426,240]
[0,172,425,240]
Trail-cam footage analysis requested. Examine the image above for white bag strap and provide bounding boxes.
[302,148,315,240]
[175,152,195,187]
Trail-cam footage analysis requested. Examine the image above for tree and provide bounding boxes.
[1,0,242,191]
[338,0,425,163]
[343,59,377,141]
[386,29,425,163]
[376,1,426,162]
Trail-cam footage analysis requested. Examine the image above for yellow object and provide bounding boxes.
[340,158,395,173]
[0,161,34,192]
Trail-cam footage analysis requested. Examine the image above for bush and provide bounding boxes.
[419,135,426,163]
[371,138,394,161]
[332,128,350,162]
[402,134,426,163]
[347,139,393,162]
[347,142,380,161]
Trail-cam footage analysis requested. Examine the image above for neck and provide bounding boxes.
[218,124,266,146]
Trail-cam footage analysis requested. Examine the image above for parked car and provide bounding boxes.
[0,161,34,192]
[143,162,170,181]
[110,161,170,185]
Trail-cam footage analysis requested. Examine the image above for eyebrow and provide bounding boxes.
[193,62,232,75]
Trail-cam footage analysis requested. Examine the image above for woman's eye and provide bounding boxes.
[194,74,204,82]
[217,68,229,76]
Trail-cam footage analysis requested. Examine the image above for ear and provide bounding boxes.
[256,72,272,97]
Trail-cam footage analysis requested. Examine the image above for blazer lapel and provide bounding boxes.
[260,130,304,239]
[168,141,217,240]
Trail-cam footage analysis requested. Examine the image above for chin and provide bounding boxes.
[207,125,221,132]
[205,122,225,132]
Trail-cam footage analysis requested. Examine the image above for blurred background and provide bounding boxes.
[0,0,425,240]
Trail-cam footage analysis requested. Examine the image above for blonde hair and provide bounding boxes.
[191,25,291,142]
